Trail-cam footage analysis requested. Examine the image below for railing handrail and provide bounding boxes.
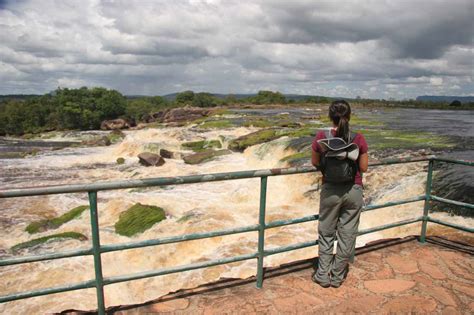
[0,156,472,314]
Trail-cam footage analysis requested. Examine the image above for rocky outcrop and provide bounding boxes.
[138,152,165,167]
[100,118,135,130]
[146,106,211,124]
[183,149,232,165]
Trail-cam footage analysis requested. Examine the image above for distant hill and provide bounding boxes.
[161,92,331,101]
[416,95,474,103]
[0,94,41,102]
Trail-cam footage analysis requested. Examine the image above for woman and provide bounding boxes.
[311,100,368,288]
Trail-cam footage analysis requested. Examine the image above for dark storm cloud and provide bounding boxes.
[0,0,472,98]
[259,0,473,59]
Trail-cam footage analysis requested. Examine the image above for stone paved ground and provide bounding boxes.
[68,234,474,314]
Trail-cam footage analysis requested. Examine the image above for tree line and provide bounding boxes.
[1,87,472,136]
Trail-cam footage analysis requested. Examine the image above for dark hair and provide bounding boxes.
[328,100,351,142]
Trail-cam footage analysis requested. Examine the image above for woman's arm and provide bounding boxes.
[311,150,320,167]
[359,153,368,172]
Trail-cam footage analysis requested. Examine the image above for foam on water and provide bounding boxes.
[0,125,472,313]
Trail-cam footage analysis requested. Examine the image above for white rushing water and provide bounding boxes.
[0,123,472,313]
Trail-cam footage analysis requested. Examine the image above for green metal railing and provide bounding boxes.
[0,156,472,314]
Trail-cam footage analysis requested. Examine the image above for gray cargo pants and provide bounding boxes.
[315,183,363,285]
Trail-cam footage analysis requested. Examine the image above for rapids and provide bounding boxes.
[0,108,472,313]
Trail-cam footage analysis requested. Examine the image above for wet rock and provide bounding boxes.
[138,152,165,167]
[100,118,135,130]
[81,136,111,146]
[159,149,183,159]
[183,149,232,165]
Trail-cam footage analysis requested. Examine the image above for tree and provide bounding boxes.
[176,90,195,104]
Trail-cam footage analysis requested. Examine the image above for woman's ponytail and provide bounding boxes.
[329,100,351,142]
[337,116,350,142]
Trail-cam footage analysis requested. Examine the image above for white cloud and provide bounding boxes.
[0,0,472,99]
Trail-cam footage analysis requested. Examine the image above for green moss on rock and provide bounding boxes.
[114,203,166,237]
[182,140,222,152]
[228,129,282,152]
[26,205,89,234]
[197,119,235,129]
[116,157,125,164]
[359,129,454,150]
[11,232,88,253]
[183,149,232,164]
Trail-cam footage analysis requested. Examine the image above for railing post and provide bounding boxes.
[88,191,106,315]
[420,159,434,243]
[256,176,268,288]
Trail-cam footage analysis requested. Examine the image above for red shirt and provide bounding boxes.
[311,129,368,186]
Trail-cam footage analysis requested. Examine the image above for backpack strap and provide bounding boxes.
[325,129,334,140]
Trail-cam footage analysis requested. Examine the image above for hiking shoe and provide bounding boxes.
[330,265,349,288]
[311,272,330,288]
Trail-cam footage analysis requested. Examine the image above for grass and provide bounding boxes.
[182,140,222,152]
[11,232,87,253]
[114,203,166,237]
[25,205,89,234]
[282,127,317,138]
[319,114,382,127]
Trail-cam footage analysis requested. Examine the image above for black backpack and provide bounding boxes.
[320,131,358,183]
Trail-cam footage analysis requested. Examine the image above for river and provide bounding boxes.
[0,106,472,313]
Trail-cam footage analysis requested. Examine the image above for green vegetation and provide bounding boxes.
[107,130,126,143]
[359,129,454,150]
[228,129,282,152]
[25,205,89,234]
[182,140,222,152]
[114,203,166,237]
[197,119,236,129]
[116,157,125,165]
[282,127,317,138]
[11,232,87,253]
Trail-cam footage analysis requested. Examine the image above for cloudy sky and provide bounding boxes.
[0,0,473,99]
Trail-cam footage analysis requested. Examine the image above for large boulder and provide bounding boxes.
[183,149,232,165]
[100,118,135,130]
[138,152,165,167]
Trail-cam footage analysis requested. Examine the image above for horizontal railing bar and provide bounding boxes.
[0,156,445,198]
[264,240,318,256]
[0,279,96,303]
[362,196,426,212]
[103,252,258,286]
[431,157,474,166]
[0,248,93,267]
[428,217,474,233]
[431,195,474,209]
[358,217,423,235]
[265,215,318,229]
[0,167,317,198]
[370,156,431,167]
[101,225,259,254]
